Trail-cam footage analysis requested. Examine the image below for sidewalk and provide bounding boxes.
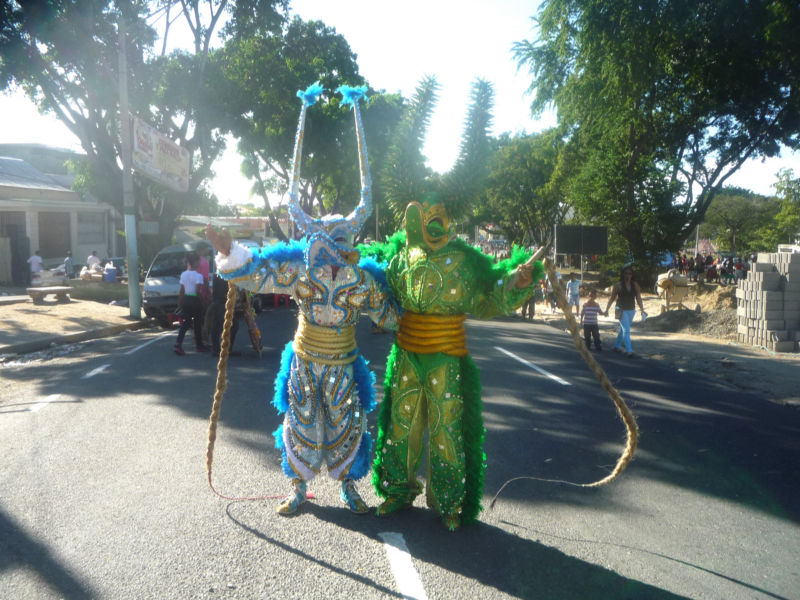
[0,290,149,357]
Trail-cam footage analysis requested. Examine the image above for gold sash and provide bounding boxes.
[396,311,468,356]
[293,318,357,365]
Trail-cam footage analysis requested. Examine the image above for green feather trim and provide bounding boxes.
[460,353,486,524]
[372,343,400,498]
[358,231,406,264]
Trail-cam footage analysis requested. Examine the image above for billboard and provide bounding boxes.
[555,224,608,255]
[132,117,190,192]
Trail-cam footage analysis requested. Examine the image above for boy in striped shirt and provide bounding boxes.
[580,289,603,351]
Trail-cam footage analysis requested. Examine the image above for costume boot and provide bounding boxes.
[277,479,307,516]
[340,479,369,514]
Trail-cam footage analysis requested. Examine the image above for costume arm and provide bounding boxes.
[215,240,305,295]
[467,245,544,319]
[358,257,401,331]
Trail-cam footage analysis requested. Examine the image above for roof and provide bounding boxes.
[0,156,71,192]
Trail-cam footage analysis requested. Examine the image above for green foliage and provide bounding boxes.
[0,0,287,244]
[756,169,800,249]
[700,188,779,254]
[380,75,440,222]
[477,129,566,246]
[514,0,800,267]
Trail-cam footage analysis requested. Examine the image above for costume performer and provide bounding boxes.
[367,194,543,530]
[208,83,399,516]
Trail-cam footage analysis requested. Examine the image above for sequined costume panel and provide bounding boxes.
[217,241,398,482]
[375,242,537,522]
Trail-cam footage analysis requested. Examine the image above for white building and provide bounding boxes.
[0,144,119,285]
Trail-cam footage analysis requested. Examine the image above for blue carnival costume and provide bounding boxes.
[215,84,399,515]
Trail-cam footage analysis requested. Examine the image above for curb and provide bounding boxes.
[0,320,152,357]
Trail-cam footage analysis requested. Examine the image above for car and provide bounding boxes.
[142,240,214,327]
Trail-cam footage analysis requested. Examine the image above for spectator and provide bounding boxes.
[604,265,645,357]
[63,251,74,279]
[565,273,582,315]
[86,250,101,270]
[580,289,603,351]
[174,253,209,355]
[27,250,43,275]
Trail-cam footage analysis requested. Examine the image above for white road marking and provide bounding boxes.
[378,532,428,600]
[495,346,571,386]
[82,364,110,379]
[123,331,173,355]
[29,394,61,412]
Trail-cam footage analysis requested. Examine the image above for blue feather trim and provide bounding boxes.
[272,424,297,478]
[254,239,306,265]
[347,430,373,480]
[358,257,389,291]
[337,85,368,108]
[272,341,295,414]
[297,82,324,107]
[352,354,376,413]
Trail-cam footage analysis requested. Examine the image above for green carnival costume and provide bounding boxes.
[368,195,544,530]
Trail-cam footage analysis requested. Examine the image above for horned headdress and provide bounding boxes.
[287,83,372,262]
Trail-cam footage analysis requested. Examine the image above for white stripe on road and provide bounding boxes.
[29,394,60,412]
[378,532,428,600]
[123,331,173,355]
[495,346,571,386]
[82,364,110,379]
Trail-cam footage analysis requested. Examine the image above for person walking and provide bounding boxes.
[174,253,209,355]
[604,266,645,357]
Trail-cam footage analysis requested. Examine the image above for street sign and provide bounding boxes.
[132,117,190,193]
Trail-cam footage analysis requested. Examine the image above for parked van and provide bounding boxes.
[142,240,214,327]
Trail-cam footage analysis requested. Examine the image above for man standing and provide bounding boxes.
[27,250,43,274]
[63,251,74,279]
[86,250,101,270]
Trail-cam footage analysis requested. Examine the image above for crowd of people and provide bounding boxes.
[670,252,750,285]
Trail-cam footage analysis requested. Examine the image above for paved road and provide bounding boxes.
[1,308,798,599]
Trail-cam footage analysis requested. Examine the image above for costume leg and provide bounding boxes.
[375,350,426,515]
[421,355,466,528]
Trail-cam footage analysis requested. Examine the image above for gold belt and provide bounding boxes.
[293,318,357,365]
[396,311,468,356]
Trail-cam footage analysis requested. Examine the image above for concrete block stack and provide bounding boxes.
[735,250,800,352]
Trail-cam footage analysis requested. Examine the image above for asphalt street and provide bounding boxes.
[1,307,798,599]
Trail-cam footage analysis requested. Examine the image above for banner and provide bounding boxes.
[132,117,190,192]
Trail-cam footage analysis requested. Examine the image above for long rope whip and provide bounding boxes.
[490,258,639,508]
[205,282,311,502]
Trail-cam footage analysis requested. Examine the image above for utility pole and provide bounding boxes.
[118,16,141,318]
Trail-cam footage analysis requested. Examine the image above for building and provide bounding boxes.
[0,144,119,285]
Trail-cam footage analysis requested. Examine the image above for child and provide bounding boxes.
[580,289,602,351]
[174,253,209,355]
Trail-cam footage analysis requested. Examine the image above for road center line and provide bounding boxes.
[82,364,110,379]
[124,331,173,355]
[378,532,428,600]
[29,394,61,412]
[495,346,571,386]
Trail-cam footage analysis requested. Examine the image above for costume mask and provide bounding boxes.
[404,192,451,251]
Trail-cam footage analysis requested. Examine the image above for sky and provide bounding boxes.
[1,0,798,205]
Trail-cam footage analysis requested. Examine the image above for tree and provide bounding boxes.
[210,17,381,240]
[514,0,800,268]
[700,188,778,254]
[757,169,800,249]
[477,130,566,246]
[0,0,288,256]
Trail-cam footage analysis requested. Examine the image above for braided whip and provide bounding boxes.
[490,258,639,508]
[205,282,310,502]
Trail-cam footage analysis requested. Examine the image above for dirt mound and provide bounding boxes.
[641,284,737,340]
